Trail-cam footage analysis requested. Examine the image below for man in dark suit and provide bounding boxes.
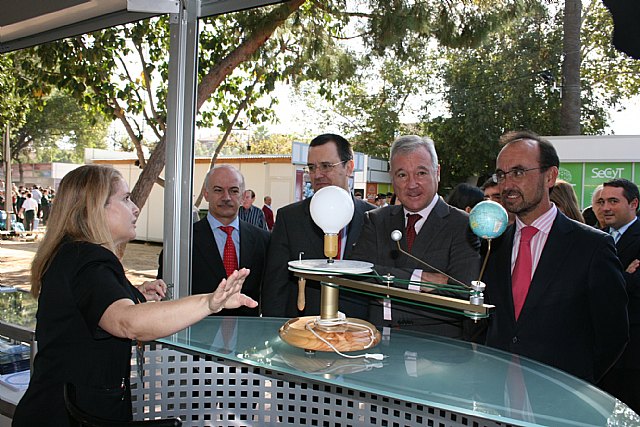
[597,178,640,411]
[351,135,481,338]
[262,134,375,318]
[158,165,269,316]
[483,130,628,383]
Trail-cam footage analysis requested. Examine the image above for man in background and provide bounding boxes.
[483,130,627,383]
[481,178,501,203]
[377,193,389,207]
[262,196,275,231]
[482,177,514,225]
[19,192,38,231]
[262,134,375,318]
[239,189,268,230]
[158,165,269,316]
[583,184,606,229]
[597,178,640,412]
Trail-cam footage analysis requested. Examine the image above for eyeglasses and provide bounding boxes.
[492,167,544,183]
[305,161,348,174]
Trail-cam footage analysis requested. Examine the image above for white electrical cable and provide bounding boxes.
[305,316,386,360]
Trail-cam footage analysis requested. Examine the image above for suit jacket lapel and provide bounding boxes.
[383,205,406,265]
[616,219,640,259]
[412,198,448,256]
[239,220,256,268]
[518,213,573,322]
[345,197,362,256]
[194,219,227,278]
[493,224,517,322]
[303,197,326,258]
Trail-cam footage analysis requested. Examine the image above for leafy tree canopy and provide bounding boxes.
[22,90,110,164]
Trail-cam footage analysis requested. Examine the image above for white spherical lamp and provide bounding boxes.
[309,186,354,260]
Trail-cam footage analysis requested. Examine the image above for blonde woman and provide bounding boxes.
[13,165,256,426]
[550,179,585,223]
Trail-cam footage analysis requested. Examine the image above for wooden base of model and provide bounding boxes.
[279,316,381,352]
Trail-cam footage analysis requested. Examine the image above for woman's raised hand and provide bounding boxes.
[208,268,257,314]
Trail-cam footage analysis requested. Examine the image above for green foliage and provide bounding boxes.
[35,92,109,163]
[195,126,296,157]
[579,1,640,120]
[0,50,53,164]
[336,56,434,157]
[0,51,48,159]
[13,90,109,164]
[322,0,532,159]
[425,5,565,188]
[424,0,640,188]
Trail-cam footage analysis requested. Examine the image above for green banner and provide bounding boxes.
[583,163,633,208]
[554,162,639,209]
[557,163,584,207]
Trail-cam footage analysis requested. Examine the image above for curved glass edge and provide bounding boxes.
[157,316,639,427]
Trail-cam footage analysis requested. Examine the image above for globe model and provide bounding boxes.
[469,200,509,240]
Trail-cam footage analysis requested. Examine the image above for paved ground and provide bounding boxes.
[0,238,163,290]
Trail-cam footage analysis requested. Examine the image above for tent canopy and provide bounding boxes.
[0,0,280,53]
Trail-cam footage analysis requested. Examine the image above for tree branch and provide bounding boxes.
[115,51,163,142]
[134,39,166,135]
[112,98,148,168]
[194,76,259,207]
[196,0,305,111]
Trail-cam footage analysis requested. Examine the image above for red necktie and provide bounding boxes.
[219,226,238,277]
[335,228,343,260]
[512,226,539,320]
[406,214,422,252]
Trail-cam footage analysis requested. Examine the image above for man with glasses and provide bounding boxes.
[351,135,481,338]
[262,134,375,317]
[482,130,628,383]
[481,177,514,225]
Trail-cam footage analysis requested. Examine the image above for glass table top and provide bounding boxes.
[0,288,37,331]
[159,316,639,427]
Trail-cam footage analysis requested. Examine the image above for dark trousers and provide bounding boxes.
[598,327,640,414]
[24,210,35,231]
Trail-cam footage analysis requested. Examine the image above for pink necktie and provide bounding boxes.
[512,226,539,320]
[406,214,422,252]
[219,226,238,277]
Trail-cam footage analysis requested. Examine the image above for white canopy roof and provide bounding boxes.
[0,0,280,52]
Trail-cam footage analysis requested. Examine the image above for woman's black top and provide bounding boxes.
[12,240,144,426]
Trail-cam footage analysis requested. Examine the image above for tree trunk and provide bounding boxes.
[561,0,582,135]
[130,0,305,212]
[130,136,165,209]
[196,0,306,110]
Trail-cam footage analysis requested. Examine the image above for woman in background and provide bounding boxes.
[13,165,256,426]
[550,179,585,223]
